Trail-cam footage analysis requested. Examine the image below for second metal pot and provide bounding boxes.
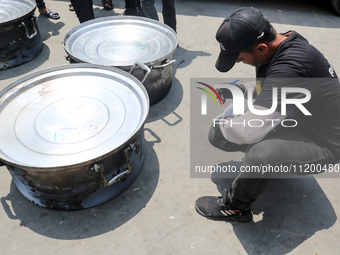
[64,16,178,105]
[0,0,43,70]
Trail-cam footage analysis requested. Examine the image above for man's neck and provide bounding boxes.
[265,33,288,63]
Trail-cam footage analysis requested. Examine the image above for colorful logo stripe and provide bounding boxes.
[196,82,223,106]
[196,87,217,105]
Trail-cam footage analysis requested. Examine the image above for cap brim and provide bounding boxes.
[215,50,239,72]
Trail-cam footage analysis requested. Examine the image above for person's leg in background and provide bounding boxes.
[35,0,46,11]
[140,0,158,20]
[35,0,60,19]
[123,0,145,16]
[162,0,176,32]
[70,0,94,23]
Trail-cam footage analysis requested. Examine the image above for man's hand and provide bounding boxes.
[215,81,257,104]
[216,83,245,103]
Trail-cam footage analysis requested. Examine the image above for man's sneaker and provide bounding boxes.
[195,189,253,222]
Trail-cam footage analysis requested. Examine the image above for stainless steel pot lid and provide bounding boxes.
[0,0,35,24]
[0,64,149,169]
[64,16,178,68]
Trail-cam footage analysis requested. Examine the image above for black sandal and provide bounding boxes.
[102,0,113,10]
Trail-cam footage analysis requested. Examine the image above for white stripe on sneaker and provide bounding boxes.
[220,210,236,216]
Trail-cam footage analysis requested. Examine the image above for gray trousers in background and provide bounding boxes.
[140,0,177,32]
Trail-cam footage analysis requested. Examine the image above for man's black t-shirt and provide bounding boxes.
[254,31,340,160]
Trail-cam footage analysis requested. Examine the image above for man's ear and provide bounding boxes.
[256,43,268,54]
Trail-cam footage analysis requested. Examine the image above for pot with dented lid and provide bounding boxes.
[0,64,149,210]
[64,16,178,105]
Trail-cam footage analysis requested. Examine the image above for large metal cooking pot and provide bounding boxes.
[0,0,43,70]
[63,16,178,105]
[0,64,149,210]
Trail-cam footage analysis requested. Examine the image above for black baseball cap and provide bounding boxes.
[215,7,269,72]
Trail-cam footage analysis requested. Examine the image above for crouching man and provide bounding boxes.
[195,7,340,222]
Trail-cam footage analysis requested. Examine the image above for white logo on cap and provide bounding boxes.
[257,32,264,39]
[219,42,226,51]
[329,66,335,77]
